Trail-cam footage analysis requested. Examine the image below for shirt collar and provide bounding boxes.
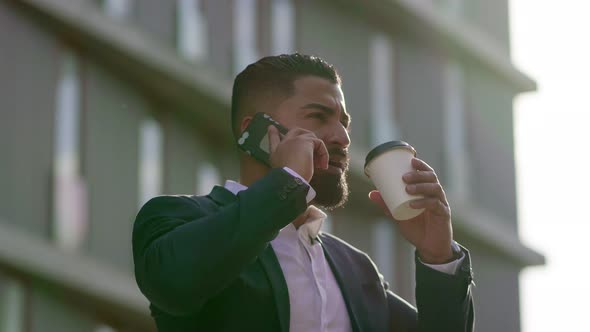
[298,205,327,242]
[223,180,326,241]
[224,179,248,196]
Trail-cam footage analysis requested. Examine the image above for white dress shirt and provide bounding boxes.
[223,168,464,332]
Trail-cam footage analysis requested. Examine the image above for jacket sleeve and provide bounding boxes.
[386,245,475,332]
[132,168,309,316]
[414,244,475,332]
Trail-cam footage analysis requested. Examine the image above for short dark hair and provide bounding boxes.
[231,53,341,140]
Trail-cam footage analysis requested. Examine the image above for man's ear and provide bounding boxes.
[239,116,253,134]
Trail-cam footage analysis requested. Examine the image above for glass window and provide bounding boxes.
[53,51,88,251]
[177,0,209,61]
[443,60,470,199]
[369,32,399,146]
[0,278,25,332]
[103,0,133,20]
[54,52,81,184]
[233,0,259,74]
[195,162,221,196]
[138,117,163,208]
[270,0,295,55]
[371,218,396,282]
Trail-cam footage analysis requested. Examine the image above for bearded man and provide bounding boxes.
[133,53,475,332]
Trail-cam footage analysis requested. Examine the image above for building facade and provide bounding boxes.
[0,0,544,331]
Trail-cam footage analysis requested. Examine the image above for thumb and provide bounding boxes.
[368,190,392,217]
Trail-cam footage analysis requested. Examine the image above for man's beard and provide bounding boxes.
[309,163,349,211]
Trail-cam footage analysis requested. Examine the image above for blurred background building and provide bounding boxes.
[0,0,545,331]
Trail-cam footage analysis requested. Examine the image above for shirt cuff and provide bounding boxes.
[418,241,466,275]
[282,167,316,203]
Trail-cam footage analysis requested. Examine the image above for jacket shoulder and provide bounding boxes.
[132,194,215,253]
[135,194,215,220]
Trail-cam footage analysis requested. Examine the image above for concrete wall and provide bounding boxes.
[0,0,57,237]
[464,0,512,53]
[83,60,144,273]
[464,237,522,332]
[465,63,519,229]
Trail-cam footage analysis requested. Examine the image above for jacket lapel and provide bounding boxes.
[259,245,291,332]
[319,236,364,332]
[207,185,290,332]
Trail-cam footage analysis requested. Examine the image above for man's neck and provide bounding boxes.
[238,158,269,187]
[291,211,309,229]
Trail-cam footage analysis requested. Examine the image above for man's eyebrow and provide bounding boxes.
[301,103,351,126]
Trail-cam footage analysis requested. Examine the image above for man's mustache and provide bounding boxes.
[327,148,349,170]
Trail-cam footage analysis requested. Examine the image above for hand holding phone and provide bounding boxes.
[268,125,329,183]
[237,112,329,182]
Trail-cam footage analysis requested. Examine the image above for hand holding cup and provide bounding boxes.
[366,141,454,264]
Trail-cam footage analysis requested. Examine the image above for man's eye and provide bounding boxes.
[309,113,327,121]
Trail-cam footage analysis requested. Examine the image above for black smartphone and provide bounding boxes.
[237,112,289,167]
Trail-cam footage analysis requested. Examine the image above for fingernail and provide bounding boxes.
[407,185,415,193]
[402,173,411,181]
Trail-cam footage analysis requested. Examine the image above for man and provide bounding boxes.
[133,53,475,331]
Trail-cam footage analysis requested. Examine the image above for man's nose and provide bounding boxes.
[326,123,351,148]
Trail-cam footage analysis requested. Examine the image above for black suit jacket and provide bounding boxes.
[132,168,475,331]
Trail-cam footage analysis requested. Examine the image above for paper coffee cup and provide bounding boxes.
[364,141,425,220]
